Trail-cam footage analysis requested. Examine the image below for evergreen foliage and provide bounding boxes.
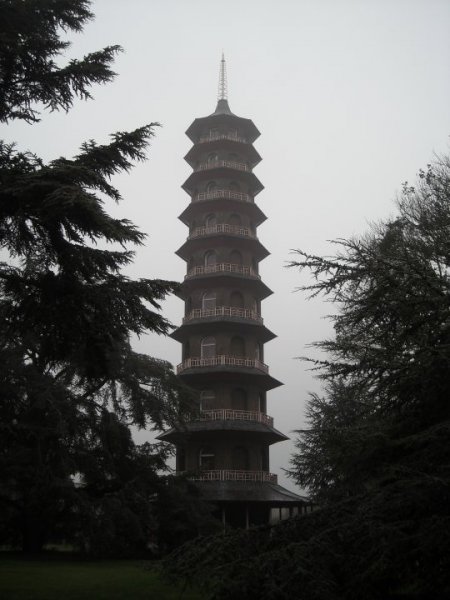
[0,0,119,123]
[155,476,222,555]
[164,157,450,597]
[0,0,200,554]
[289,157,450,503]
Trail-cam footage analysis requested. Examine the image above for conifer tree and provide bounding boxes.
[0,0,195,553]
[289,157,450,502]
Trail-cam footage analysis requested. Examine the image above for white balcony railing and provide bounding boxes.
[198,133,248,144]
[183,306,263,325]
[194,189,252,203]
[177,355,269,374]
[191,470,277,484]
[196,160,249,173]
[189,224,255,239]
[185,263,260,279]
[200,409,273,427]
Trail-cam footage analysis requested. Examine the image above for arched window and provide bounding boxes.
[252,257,258,274]
[229,181,240,191]
[199,446,215,470]
[201,337,216,359]
[255,343,263,361]
[208,152,218,164]
[231,388,247,410]
[183,341,190,360]
[230,291,244,308]
[230,250,242,265]
[229,213,241,226]
[202,290,216,311]
[185,296,192,316]
[204,250,217,267]
[205,213,217,227]
[206,181,217,193]
[261,446,269,471]
[230,336,245,357]
[200,390,215,411]
[259,393,266,413]
[232,446,249,470]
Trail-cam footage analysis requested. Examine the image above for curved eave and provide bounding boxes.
[177,273,273,300]
[186,114,260,144]
[179,199,267,227]
[182,168,264,196]
[184,139,262,168]
[177,366,283,391]
[170,318,276,343]
[157,419,288,445]
[176,235,269,261]
[192,481,309,505]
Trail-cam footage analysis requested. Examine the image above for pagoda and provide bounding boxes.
[159,56,308,527]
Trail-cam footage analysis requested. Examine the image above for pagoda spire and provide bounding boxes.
[217,52,228,101]
[214,53,232,115]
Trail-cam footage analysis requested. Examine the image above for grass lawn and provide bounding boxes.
[0,558,202,600]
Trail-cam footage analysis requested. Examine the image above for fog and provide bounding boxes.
[8,0,450,492]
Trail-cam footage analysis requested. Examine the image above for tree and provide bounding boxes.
[164,156,450,598]
[0,0,118,123]
[0,0,197,553]
[288,156,450,502]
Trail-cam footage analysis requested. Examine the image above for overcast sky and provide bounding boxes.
[8,0,450,492]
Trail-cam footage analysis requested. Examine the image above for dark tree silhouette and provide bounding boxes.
[289,157,450,502]
[0,0,196,554]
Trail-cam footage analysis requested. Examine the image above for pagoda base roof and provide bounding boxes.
[194,480,308,505]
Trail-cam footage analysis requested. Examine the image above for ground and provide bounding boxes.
[0,558,202,600]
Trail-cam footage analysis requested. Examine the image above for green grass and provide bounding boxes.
[0,559,202,600]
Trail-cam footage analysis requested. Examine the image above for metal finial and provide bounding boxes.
[218,52,228,101]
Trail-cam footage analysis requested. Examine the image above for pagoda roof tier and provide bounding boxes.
[182,166,263,196]
[170,317,276,344]
[157,419,288,445]
[176,360,283,391]
[177,271,273,301]
[179,194,267,227]
[192,480,308,506]
[176,232,269,262]
[185,110,260,145]
[184,138,262,169]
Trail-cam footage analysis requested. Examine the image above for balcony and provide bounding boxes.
[177,355,269,374]
[191,470,277,484]
[194,189,252,203]
[199,409,273,427]
[189,223,256,240]
[198,132,248,144]
[185,263,260,279]
[183,306,263,325]
[195,159,249,173]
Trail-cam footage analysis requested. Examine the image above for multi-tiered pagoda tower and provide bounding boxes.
[159,56,307,527]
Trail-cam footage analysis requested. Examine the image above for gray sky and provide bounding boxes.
[8,0,450,492]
